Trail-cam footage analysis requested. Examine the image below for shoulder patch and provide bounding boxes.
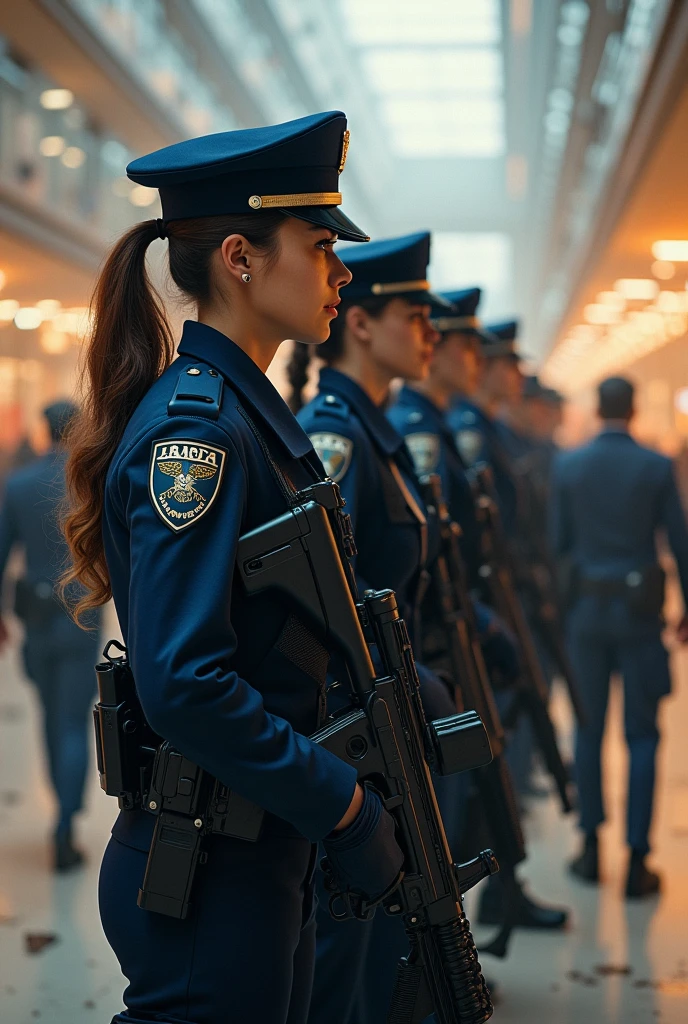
[460,409,477,426]
[309,432,353,483]
[455,429,483,467]
[405,432,440,476]
[407,411,423,425]
[149,438,226,532]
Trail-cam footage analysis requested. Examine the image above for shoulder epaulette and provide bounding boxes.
[313,391,349,421]
[168,364,224,421]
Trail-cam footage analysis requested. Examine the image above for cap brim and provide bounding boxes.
[283,205,370,243]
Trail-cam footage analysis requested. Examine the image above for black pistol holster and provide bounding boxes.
[93,641,263,920]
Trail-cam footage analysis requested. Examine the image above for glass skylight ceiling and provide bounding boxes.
[339,0,505,157]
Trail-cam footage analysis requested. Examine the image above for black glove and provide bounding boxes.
[322,784,404,903]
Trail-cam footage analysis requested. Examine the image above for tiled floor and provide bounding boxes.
[1,613,687,1023]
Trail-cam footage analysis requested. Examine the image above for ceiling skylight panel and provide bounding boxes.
[361,48,503,96]
[383,97,505,157]
[340,0,501,46]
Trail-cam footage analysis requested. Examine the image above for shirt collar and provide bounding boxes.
[177,321,312,459]
[318,367,404,456]
[599,422,632,437]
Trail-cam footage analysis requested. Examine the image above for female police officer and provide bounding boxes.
[61,112,404,1024]
[288,233,466,1024]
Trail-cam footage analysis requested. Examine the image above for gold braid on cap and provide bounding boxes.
[248,192,342,209]
[370,280,431,296]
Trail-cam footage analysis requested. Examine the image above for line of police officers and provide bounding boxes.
[1,109,687,1023]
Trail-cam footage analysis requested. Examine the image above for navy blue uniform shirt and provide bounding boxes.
[550,426,688,604]
[103,322,357,850]
[297,367,430,618]
[448,397,519,534]
[387,384,483,586]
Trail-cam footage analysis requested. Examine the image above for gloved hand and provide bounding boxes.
[322,783,404,903]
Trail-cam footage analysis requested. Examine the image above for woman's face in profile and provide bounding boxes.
[251,217,353,346]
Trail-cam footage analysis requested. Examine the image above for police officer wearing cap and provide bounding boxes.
[388,292,568,933]
[60,111,405,1024]
[289,233,467,1024]
[551,376,688,897]
[448,318,524,536]
[0,400,100,872]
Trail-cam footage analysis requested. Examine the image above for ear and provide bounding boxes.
[219,234,254,284]
[344,305,373,347]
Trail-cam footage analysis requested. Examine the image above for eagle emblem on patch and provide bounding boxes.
[405,433,440,476]
[309,432,353,483]
[455,429,483,468]
[149,439,226,532]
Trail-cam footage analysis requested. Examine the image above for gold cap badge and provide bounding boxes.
[338,130,351,174]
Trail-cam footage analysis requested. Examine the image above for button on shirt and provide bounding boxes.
[103,321,357,848]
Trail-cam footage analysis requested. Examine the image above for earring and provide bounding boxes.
[241,273,252,283]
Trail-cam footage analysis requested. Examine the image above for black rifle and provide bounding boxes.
[469,465,575,814]
[238,480,496,1024]
[419,475,526,959]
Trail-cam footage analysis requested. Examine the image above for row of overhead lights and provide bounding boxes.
[0,297,90,355]
[544,240,688,392]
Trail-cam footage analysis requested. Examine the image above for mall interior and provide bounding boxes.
[1,1,688,1022]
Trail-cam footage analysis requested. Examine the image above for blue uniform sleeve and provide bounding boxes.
[113,415,357,841]
[0,480,19,583]
[660,460,688,609]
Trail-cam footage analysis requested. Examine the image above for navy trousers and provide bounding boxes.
[567,597,670,855]
[22,627,98,834]
[101,830,317,1024]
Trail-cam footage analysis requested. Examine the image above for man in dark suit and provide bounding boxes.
[0,401,100,871]
[550,377,688,897]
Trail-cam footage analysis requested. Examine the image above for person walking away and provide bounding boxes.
[0,400,100,870]
[550,376,688,897]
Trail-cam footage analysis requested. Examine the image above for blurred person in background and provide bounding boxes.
[0,400,100,871]
[551,376,688,897]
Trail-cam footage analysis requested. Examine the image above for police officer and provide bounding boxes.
[388,291,568,932]
[551,376,688,897]
[60,111,404,1024]
[0,400,99,871]
[289,233,467,1024]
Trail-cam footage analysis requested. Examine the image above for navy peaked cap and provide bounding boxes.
[337,232,450,307]
[432,286,488,334]
[482,318,522,359]
[485,319,519,342]
[126,110,369,242]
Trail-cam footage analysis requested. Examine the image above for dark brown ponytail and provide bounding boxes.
[62,211,285,622]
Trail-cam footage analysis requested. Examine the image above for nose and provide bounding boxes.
[331,252,353,289]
